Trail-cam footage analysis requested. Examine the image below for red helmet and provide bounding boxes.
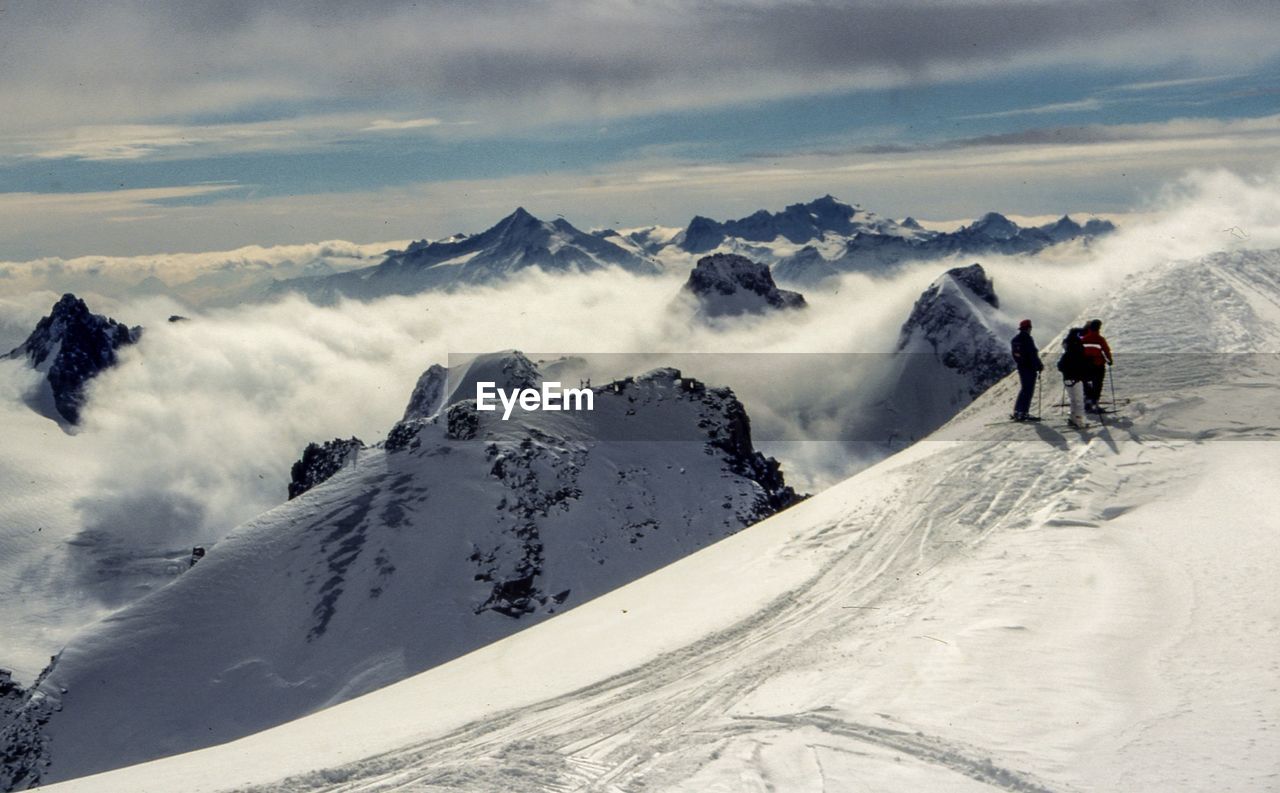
[1019,319,1032,329]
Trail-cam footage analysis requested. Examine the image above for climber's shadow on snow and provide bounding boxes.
[1029,421,1071,451]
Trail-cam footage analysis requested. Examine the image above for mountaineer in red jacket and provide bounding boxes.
[1080,319,1112,412]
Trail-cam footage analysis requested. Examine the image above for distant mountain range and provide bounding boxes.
[772,209,1115,285]
[265,197,1114,303]
[269,207,659,304]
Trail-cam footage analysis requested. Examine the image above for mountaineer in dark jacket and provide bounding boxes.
[1058,327,1089,428]
[1010,319,1043,421]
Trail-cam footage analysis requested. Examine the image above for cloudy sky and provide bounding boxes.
[3,0,1280,258]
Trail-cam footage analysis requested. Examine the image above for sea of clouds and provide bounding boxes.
[1,168,1278,678]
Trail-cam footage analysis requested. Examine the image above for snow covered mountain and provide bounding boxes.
[680,253,807,318]
[269,208,660,303]
[0,352,799,788]
[675,195,903,253]
[774,211,1115,285]
[651,197,1112,284]
[4,294,141,425]
[846,262,1014,446]
[894,262,1012,399]
[38,247,1280,793]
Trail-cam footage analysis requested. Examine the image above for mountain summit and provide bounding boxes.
[677,195,902,253]
[681,253,807,318]
[6,294,141,425]
[271,208,659,303]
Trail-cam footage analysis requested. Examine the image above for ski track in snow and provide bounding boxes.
[236,432,1098,793]
[39,249,1280,793]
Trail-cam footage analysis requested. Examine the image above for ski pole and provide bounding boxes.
[1036,371,1042,419]
[1109,361,1117,406]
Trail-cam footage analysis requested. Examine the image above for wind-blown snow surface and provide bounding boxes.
[39,249,1280,792]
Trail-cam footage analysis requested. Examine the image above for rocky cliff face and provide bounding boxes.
[682,253,806,318]
[896,263,1012,398]
[6,294,141,425]
[288,438,367,499]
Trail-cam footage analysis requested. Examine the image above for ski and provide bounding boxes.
[1051,398,1131,409]
[988,416,1042,426]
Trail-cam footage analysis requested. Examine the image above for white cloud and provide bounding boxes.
[0,167,1277,674]
[3,113,470,163]
[957,98,1106,120]
[362,118,445,132]
[2,1,1277,137]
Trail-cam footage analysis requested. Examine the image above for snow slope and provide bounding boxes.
[1,355,798,787]
[35,248,1280,792]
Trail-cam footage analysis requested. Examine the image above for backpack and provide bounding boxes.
[1057,328,1085,379]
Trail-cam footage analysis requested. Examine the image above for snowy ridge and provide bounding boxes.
[0,354,799,788]
[33,248,1280,793]
[773,211,1114,285]
[270,209,659,303]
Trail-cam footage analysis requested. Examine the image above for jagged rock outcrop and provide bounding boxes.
[402,364,448,421]
[5,294,142,424]
[682,253,806,318]
[0,666,57,791]
[842,262,1016,447]
[288,438,367,499]
[896,263,1012,397]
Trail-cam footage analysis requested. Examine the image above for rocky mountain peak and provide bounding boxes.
[682,253,807,318]
[943,262,999,309]
[6,293,142,425]
[897,263,1012,397]
[965,212,1020,241]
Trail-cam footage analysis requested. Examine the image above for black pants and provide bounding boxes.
[1014,368,1038,415]
[1084,364,1106,404]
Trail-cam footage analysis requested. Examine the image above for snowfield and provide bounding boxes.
[38,249,1280,792]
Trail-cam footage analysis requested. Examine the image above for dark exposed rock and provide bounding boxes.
[678,195,862,252]
[288,437,366,499]
[701,384,802,517]
[683,253,806,318]
[0,664,58,791]
[897,263,1012,397]
[403,363,448,421]
[6,293,142,425]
